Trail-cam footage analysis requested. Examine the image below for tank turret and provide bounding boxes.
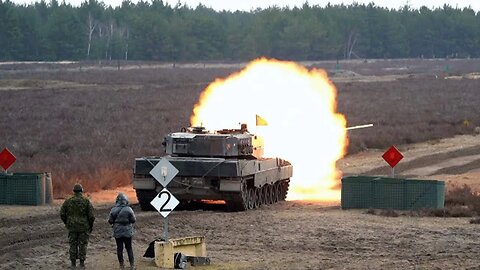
[164,125,254,158]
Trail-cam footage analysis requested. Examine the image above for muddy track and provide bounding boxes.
[362,145,480,176]
[0,230,63,254]
[0,211,60,227]
[0,206,113,264]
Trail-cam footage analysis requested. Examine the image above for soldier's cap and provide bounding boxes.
[73,183,83,193]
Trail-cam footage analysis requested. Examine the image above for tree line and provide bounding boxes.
[0,0,479,61]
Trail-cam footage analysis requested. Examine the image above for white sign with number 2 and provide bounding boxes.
[150,188,180,218]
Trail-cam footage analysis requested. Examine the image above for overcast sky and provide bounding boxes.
[10,0,480,11]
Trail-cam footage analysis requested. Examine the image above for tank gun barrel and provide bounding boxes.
[346,123,374,131]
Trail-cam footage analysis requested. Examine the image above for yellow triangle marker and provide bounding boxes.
[256,114,268,126]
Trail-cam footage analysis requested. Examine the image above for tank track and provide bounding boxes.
[136,180,290,212]
[227,179,290,211]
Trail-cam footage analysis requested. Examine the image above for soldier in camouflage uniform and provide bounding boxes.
[60,183,95,268]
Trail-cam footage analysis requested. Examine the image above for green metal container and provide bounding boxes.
[0,175,7,205]
[0,173,51,205]
[340,176,375,209]
[404,179,445,209]
[341,176,444,210]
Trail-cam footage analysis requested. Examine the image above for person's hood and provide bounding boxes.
[115,192,129,206]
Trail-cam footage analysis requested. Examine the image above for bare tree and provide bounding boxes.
[344,30,358,60]
[86,12,97,59]
[105,21,114,60]
[124,27,129,61]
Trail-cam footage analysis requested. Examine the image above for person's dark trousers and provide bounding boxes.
[115,237,134,265]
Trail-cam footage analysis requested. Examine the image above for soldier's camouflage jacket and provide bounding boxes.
[60,193,95,232]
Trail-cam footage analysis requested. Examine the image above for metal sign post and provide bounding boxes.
[162,171,168,240]
[163,216,169,240]
[150,158,180,241]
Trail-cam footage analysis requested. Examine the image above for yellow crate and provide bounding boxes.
[155,236,206,268]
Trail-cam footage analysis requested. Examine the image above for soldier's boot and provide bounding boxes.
[79,260,85,268]
[119,261,125,269]
[70,259,76,268]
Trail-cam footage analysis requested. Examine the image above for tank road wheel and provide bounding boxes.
[269,184,276,204]
[254,188,261,208]
[279,180,290,201]
[257,187,264,207]
[247,188,255,209]
[273,182,281,203]
[261,185,269,205]
[238,181,249,211]
[263,185,271,204]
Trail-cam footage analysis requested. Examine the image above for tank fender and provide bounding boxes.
[254,165,293,187]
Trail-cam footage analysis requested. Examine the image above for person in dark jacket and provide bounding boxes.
[60,183,95,268]
[108,192,136,269]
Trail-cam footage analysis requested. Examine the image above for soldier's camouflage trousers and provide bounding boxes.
[68,232,90,261]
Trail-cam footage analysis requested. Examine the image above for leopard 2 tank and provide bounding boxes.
[132,124,292,211]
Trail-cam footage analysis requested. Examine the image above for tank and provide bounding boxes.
[132,124,292,211]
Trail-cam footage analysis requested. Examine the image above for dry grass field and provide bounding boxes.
[1,59,480,269]
[0,64,239,196]
[0,59,479,197]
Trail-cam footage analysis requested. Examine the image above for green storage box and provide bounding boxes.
[0,172,52,205]
[341,176,444,210]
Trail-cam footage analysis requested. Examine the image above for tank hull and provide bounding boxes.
[133,156,292,211]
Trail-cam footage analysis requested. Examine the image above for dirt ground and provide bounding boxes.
[1,134,480,270]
